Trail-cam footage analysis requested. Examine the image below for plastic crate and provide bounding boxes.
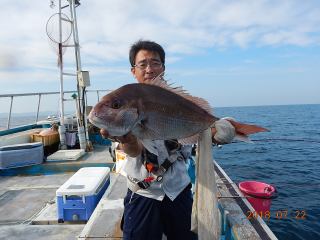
[31,131,60,146]
[0,142,44,169]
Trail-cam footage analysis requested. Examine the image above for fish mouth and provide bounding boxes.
[88,111,109,126]
[88,115,108,129]
[88,112,131,137]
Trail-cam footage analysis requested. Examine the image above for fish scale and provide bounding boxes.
[135,88,216,141]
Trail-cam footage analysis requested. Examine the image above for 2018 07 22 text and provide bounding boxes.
[247,211,306,219]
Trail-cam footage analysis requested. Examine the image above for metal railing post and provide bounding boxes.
[7,96,13,130]
[35,94,41,123]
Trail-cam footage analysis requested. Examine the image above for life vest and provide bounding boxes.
[127,139,190,201]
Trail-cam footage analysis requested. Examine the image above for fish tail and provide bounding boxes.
[229,121,270,142]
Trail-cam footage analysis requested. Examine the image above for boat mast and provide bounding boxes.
[55,0,89,150]
[58,0,67,150]
[68,0,89,150]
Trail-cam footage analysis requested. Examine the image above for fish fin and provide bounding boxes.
[149,72,215,116]
[178,134,199,145]
[229,121,270,135]
[138,122,167,139]
[138,138,159,156]
[139,122,179,144]
[234,134,253,143]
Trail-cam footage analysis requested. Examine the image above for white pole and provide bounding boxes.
[69,0,82,72]
[58,0,67,150]
[59,0,64,125]
[69,0,89,150]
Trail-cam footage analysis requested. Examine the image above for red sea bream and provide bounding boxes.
[89,78,269,154]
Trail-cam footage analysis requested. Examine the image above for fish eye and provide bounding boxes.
[111,100,122,109]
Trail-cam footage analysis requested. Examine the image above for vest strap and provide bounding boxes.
[127,143,189,195]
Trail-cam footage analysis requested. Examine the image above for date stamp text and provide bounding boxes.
[247,211,306,219]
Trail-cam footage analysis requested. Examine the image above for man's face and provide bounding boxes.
[131,50,165,83]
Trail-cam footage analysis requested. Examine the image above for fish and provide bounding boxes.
[89,77,270,155]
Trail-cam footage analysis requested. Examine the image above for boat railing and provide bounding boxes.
[0,89,113,130]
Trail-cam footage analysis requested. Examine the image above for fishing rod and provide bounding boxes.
[224,182,320,187]
[232,138,320,144]
[212,139,320,148]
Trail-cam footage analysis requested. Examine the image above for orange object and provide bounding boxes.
[145,177,154,182]
[112,150,127,174]
[31,131,60,146]
[39,128,56,135]
[146,163,157,172]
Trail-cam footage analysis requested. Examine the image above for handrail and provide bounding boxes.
[0,91,76,98]
[0,89,113,98]
[85,89,114,102]
[0,89,113,130]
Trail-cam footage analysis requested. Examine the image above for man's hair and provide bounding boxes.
[129,40,165,67]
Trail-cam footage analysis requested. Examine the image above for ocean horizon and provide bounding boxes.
[1,103,319,118]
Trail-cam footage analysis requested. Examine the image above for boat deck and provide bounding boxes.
[0,173,84,240]
[0,144,115,240]
[0,145,277,240]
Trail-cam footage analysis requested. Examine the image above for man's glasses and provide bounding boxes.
[134,62,163,70]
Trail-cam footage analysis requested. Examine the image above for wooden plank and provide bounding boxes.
[78,174,127,240]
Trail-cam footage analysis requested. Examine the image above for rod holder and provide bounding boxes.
[78,126,86,150]
[59,125,68,150]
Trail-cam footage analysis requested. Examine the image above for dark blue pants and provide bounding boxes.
[122,185,197,240]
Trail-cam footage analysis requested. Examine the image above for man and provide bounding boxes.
[101,40,235,240]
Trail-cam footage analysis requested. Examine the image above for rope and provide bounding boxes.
[231,182,320,187]
[231,138,320,144]
[271,183,319,187]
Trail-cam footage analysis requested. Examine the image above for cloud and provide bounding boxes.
[75,0,320,57]
[0,0,319,89]
[166,57,184,64]
[0,69,58,84]
[178,66,312,77]
[259,30,317,46]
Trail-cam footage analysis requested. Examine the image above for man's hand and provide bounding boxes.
[100,129,137,144]
[211,118,236,145]
[211,128,226,145]
[100,129,143,157]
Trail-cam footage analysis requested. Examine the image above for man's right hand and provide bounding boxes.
[100,129,138,144]
[100,129,143,157]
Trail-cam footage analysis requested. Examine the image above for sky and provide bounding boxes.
[0,0,319,114]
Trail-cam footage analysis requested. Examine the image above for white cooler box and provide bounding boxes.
[56,167,110,222]
[0,142,44,169]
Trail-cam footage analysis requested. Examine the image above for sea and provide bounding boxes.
[1,104,319,240]
[214,104,320,240]
[0,115,49,130]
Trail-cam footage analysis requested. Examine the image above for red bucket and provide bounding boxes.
[239,181,278,214]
